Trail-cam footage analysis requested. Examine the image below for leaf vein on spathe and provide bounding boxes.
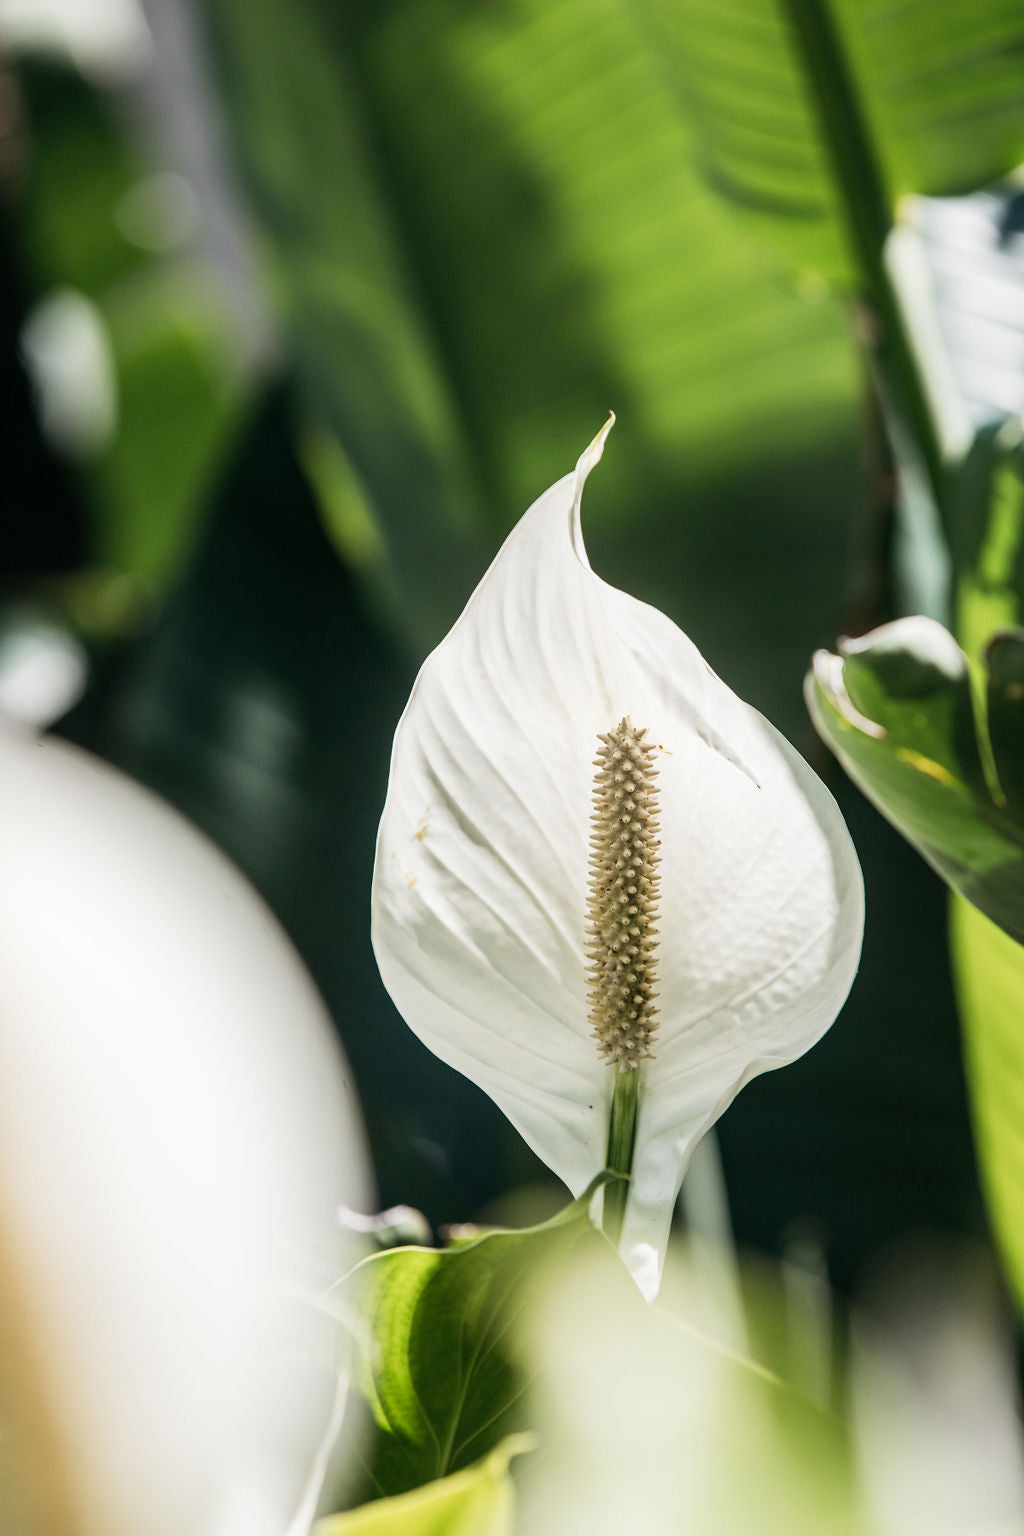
[415,815,579,983]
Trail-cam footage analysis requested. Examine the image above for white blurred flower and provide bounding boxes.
[852,1242,1024,1536]
[0,724,370,1536]
[372,418,863,1297]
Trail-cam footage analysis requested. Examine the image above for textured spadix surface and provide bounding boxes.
[0,725,369,1536]
[372,421,863,1296]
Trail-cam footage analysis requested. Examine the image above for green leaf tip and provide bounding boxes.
[314,1433,533,1536]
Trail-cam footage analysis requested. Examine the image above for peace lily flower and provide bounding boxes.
[372,419,864,1297]
[0,723,369,1536]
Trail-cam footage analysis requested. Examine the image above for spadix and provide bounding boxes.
[371,419,863,1297]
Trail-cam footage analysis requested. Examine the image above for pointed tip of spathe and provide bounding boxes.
[584,410,616,465]
[572,412,616,514]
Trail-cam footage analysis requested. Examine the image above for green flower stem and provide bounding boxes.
[602,1068,639,1246]
[779,0,948,524]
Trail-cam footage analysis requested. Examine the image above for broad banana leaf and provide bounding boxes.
[642,0,1024,284]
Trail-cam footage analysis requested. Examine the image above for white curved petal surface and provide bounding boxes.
[372,422,863,1295]
[0,726,370,1536]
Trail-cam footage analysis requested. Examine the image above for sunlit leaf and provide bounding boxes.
[643,0,1024,282]
[952,897,1024,1313]
[947,422,1024,1317]
[315,1436,529,1536]
[341,1180,608,1498]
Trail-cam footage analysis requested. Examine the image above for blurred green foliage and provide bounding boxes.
[5,0,1020,1284]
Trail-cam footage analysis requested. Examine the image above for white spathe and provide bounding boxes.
[372,420,863,1297]
[0,725,370,1536]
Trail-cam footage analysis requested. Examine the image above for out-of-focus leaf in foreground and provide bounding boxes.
[806,615,1024,943]
[517,1244,855,1536]
[314,1436,528,1536]
[339,1179,610,1500]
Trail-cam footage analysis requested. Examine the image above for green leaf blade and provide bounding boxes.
[316,1436,529,1536]
[952,897,1024,1314]
[344,1184,607,1499]
[645,0,1024,281]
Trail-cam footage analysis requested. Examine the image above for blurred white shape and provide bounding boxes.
[852,1241,1024,1536]
[283,1374,349,1536]
[0,725,371,1536]
[886,222,974,463]
[20,290,118,459]
[517,1247,844,1536]
[519,1253,726,1536]
[676,1129,748,1355]
[115,171,199,253]
[0,616,87,728]
[0,0,151,81]
[337,1204,433,1247]
[897,188,1024,440]
[779,1220,833,1411]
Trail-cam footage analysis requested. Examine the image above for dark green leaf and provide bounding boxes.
[985,628,1024,817]
[204,0,492,646]
[955,423,1024,658]
[806,617,1024,942]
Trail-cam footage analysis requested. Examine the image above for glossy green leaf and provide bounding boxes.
[806,616,1024,942]
[952,896,1024,1312]
[955,424,1024,658]
[315,1437,528,1536]
[644,0,1024,282]
[342,1179,610,1498]
[948,425,1024,1316]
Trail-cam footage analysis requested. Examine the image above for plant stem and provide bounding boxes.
[779,0,948,525]
[602,1068,639,1247]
